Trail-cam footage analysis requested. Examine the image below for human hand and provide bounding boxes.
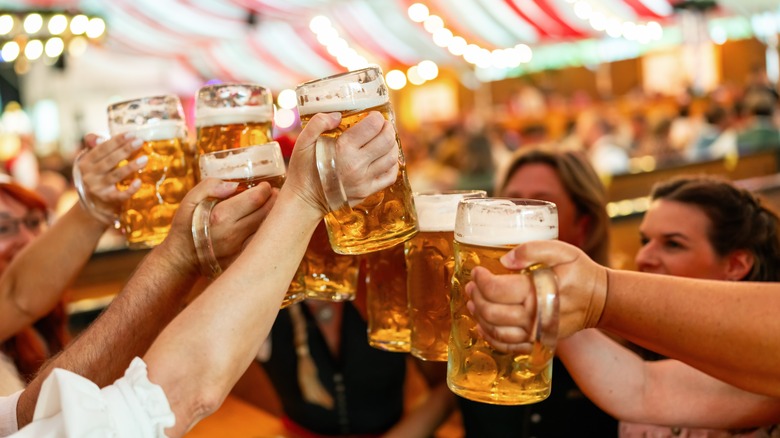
[465,240,607,353]
[284,112,398,214]
[74,133,148,222]
[156,178,242,276]
[207,183,277,268]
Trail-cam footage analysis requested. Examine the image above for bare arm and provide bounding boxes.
[0,134,145,340]
[601,269,780,397]
[143,112,400,437]
[468,240,780,397]
[15,178,275,428]
[558,329,780,428]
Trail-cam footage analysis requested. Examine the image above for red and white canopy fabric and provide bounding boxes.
[0,0,776,89]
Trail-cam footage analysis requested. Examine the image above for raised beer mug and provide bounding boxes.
[74,94,196,249]
[406,190,486,361]
[295,66,418,255]
[195,83,274,157]
[448,198,559,405]
[192,142,306,307]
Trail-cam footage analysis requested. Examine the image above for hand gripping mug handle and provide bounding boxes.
[315,137,350,212]
[72,149,121,228]
[522,263,559,369]
[191,198,223,279]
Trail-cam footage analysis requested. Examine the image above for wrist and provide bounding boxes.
[585,267,609,329]
[155,233,200,280]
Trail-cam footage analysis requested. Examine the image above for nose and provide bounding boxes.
[634,241,659,273]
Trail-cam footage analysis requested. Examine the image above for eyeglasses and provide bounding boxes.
[0,213,47,240]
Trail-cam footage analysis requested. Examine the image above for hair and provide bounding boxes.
[650,176,780,282]
[0,183,48,215]
[497,147,611,266]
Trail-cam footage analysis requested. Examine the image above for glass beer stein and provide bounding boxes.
[74,94,196,249]
[192,142,305,307]
[364,242,409,352]
[448,198,559,405]
[302,221,361,302]
[195,83,274,157]
[406,190,486,361]
[295,66,418,255]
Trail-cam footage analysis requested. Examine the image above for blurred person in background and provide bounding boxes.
[455,132,496,195]
[556,176,780,437]
[457,147,617,438]
[736,90,780,155]
[0,133,148,397]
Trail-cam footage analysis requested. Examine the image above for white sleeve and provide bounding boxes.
[12,357,175,438]
[0,390,22,437]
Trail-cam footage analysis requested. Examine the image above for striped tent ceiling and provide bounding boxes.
[1,0,776,89]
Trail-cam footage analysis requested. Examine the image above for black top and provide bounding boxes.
[458,358,618,438]
[260,302,407,436]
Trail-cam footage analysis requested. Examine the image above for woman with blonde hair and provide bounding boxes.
[458,146,618,437]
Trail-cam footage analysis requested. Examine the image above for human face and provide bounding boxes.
[635,199,731,280]
[0,193,46,273]
[502,162,586,248]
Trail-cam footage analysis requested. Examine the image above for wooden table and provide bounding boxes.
[186,395,288,438]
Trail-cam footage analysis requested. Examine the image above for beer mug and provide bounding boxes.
[195,83,274,157]
[303,221,361,301]
[192,142,305,307]
[448,198,559,405]
[295,66,418,255]
[74,94,196,249]
[364,242,409,352]
[406,190,486,361]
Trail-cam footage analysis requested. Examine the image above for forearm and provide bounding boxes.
[557,330,648,420]
[0,203,106,339]
[16,241,198,427]
[599,269,780,396]
[143,190,320,437]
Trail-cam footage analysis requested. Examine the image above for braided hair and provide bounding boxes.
[650,176,780,282]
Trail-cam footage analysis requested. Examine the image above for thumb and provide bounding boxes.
[294,113,342,151]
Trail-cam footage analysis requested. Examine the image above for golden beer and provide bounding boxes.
[116,121,196,249]
[195,84,273,164]
[303,221,360,301]
[448,198,559,405]
[296,67,418,255]
[407,191,486,361]
[195,120,273,156]
[364,242,410,352]
[406,230,455,361]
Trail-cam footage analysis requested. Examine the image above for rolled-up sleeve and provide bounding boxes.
[11,357,175,438]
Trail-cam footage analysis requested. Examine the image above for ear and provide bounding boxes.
[724,250,754,281]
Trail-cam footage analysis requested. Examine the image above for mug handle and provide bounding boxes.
[522,263,559,368]
[315,137,350,212]
[191,198,223,279]
[72,149,121,228]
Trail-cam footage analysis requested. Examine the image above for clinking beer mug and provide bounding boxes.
[295,66,418,255]
[191,141,306,308]
[406,190,486,362]
[73,94,196,249]
[195,83,274,156]
[448,198,559,405]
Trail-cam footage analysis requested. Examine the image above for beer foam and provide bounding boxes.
[297,94,388,115]
[455,200,558,247]
[112,120,186,141]
[195,106,273,127]
[415,193,483,232]
[199,142,285,179]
